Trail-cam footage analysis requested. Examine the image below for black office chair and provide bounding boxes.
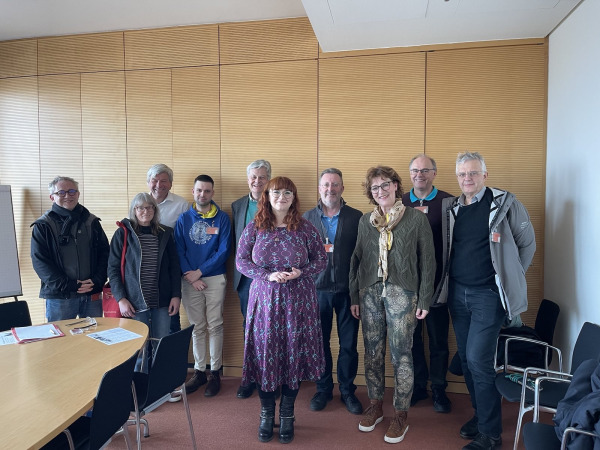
[0,299,32,331]
[495,299,561,372]
[128,325,196,450]
[496,321,600,450]
[522,357,600,450]
[42,351,138,450]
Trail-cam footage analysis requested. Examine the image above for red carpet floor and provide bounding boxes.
[108,375,531,449]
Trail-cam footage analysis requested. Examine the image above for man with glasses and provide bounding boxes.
[401,154,454,414]
[439,152,535,450]
[232,159,271,399]
[303,168,363,414]
[175,174,231,397]
[31,176,109,321]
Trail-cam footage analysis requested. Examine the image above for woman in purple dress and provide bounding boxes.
[236,176,327,444]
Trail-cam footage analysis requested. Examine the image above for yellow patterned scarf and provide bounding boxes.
[369,200,405,297]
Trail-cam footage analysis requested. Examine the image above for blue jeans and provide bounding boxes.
[448,280,506,438]
[237,274,252,329]
[316,291,360,396]
[412,303,450,390]
[46,295,103,322]
[133,307,171,372]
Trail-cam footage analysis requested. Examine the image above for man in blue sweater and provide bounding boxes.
[175,174,231,397]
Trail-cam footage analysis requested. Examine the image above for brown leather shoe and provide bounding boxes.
[204,370,221,397]
[384,410,409,444]
[358,399,383,432]
[184,369,207,394]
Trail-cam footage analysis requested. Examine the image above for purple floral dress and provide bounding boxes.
[236,219,327,392]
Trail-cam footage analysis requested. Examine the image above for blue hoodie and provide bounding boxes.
[174,201,231,277]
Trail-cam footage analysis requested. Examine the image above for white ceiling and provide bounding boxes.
[0,0,583,52]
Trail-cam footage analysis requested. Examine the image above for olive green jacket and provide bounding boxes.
[349,207,436,311]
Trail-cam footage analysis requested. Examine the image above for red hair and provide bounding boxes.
[254,177,302,231]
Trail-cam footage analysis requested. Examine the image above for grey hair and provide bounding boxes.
[129,193,161,234]
[319,168,343,184]
[409,154,437,172]
[246,160,272,179]
[48,176,79,195]
[147,164,174,183]
[456,151,487,173]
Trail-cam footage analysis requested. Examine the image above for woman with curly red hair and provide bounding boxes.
[236,176,327,444]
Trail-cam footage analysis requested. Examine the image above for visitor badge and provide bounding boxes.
[324,243,334,253]
[415,206,429,214]
[492,232,501,243]
[206,227,220,235]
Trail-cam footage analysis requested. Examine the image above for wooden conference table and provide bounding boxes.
[0,317,148,450]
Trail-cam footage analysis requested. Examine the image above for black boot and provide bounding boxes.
[258,396,276,442]
[279,395,296,444]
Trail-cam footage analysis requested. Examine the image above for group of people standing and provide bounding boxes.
[30,151,535,450]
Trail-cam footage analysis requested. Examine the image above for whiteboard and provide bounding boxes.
[0,186,23,298]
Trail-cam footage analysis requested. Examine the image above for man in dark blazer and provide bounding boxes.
[231,159,272,399]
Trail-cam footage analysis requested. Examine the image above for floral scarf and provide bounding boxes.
[369,200,405,297]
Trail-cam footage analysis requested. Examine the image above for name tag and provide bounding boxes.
[206,227,220,235]
[324,243,334,253]
[415,206,429,214]
[492,232,501,243]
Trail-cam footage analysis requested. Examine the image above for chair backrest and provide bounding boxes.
[571,322,600,374]
[0,300,32,332]
[534,299,560,345]
[88,352,138,450]
[144,325,193,407]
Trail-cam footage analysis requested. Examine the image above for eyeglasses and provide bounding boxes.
[320,182,341,189]
[370,181,393,193]
[457,171,483,179]
[135,205,155,212]
[53,189,79,197]
[410,168,434,175]
[270,190,294,198]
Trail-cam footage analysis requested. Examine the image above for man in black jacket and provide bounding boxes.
[31,176,109,321]
[303,168,363,415]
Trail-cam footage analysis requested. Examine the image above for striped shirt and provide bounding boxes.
[137,226,160,309]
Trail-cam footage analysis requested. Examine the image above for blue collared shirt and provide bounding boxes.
[319,205,340,244]
[458,186,487,206]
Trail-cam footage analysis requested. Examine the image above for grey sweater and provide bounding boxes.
[349,207,436,310]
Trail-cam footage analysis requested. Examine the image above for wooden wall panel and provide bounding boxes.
[81,72,128,241]
[319,53,426,213]
[171,66,221,201]
[0,39,37,78]
[426,44,547,384]
[220,18,318,65]
[38,33,124,75]
[124,25,219,70]
[38,74,84,197]
[220,59,318,369]
[0,77,44,320]
[221,60,318,212]
[125,69,173,199]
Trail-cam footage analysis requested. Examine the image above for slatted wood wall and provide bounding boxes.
[0,18,546,391]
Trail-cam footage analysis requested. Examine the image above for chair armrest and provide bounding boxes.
[561,427,600,450]
[532,374,573,420]
[501,335,563,373]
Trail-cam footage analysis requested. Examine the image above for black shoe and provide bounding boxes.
[432,388,451,413]
[258,396,276,442]
[462,433,502,450]
[460,416,479,440]
[184,370,207,394]
[237,382,256,399]
[309,392,333,411]
[204,370,221,397]
[279,395,296,444]
[410,387,428,406]
[341,393,363,415]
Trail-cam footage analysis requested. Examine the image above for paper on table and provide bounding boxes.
[12,324,64,343]
[0,331,17,345]
[86,327,143,345]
